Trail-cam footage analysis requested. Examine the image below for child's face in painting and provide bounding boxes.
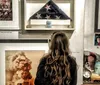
[21,71,29,79]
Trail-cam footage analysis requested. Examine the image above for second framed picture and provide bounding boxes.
[0,43,48,85]
[0,0,19,30]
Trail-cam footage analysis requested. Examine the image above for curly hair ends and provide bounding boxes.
[44,32,71,85]
[44,54,71,85]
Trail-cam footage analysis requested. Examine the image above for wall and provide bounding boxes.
[84,0,100,54]
[0,0,85,85]
[70,0,85,85]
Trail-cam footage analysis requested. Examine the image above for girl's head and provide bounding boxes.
[49,31,70,56]
[44,31,71,85]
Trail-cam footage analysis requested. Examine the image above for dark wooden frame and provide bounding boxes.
[95,0,100,32]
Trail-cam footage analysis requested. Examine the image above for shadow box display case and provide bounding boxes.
[23,0,74,31]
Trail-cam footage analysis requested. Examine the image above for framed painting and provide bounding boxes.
[0,43,48,85]
[5,50,45,85]
[0,0,19,30]
[94,0,100,32]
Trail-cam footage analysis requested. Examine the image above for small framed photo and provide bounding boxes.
[0,0,19,30]
[94,34,100,46]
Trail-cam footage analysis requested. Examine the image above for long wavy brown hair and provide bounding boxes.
[44,31,71,85]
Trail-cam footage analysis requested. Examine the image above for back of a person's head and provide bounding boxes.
[44,31,71,85]
[50,31,70,55]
